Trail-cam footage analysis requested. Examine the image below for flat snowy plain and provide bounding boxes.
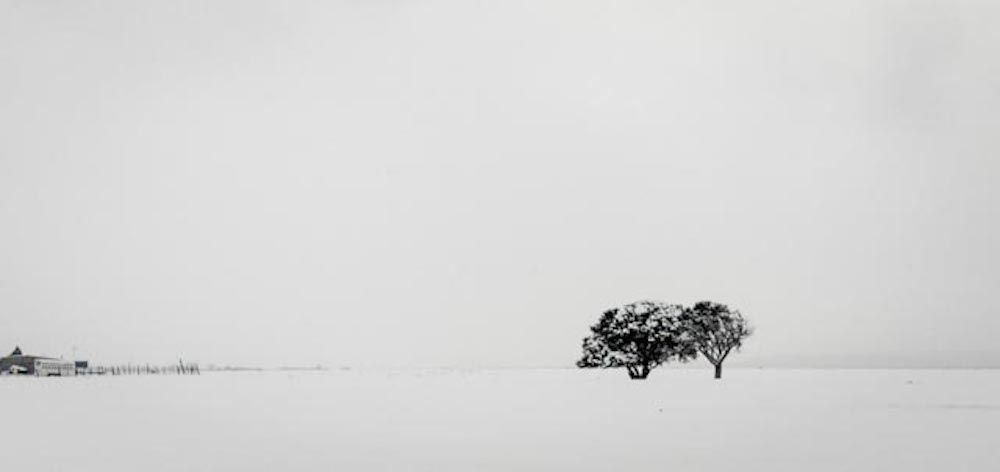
[2,368,997,471]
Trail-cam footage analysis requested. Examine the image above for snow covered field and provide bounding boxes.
[2,368,997,471]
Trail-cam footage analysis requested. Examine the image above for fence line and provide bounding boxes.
[80,361,200,375]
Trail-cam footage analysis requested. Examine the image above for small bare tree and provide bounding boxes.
[683,301,752,379]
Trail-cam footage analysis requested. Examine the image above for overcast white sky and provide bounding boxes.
[1,0,998,368]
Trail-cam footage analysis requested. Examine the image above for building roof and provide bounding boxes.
[1,347,55,363]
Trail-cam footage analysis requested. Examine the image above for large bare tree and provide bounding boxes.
[577,301,696,379]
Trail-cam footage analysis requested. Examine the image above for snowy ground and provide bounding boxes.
[2,368,997,471]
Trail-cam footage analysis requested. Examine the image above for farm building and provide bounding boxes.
[0,346,76,376]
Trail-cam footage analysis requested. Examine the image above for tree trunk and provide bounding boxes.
[714,363,722,379]
[627,365,650,380]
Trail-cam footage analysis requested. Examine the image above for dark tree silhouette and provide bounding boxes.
[577,301,696,379]
[683,301,752,379]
